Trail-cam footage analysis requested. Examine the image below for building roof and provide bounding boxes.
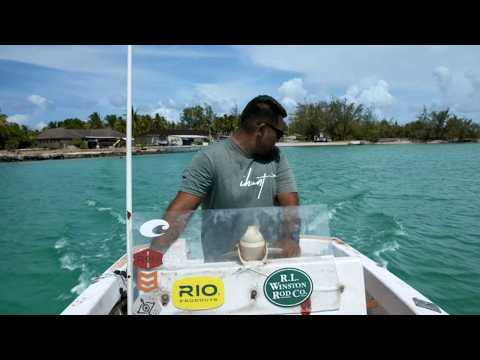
[37,128,124,140]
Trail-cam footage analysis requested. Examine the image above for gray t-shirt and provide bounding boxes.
[179,138,297,260]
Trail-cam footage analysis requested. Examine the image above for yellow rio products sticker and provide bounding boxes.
[172,276,224,310]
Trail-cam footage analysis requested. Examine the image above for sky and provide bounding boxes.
[1,45,480,130]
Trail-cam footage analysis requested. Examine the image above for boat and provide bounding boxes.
[349,140,369,145]
[62,206,447,315]
[62,235,447,315]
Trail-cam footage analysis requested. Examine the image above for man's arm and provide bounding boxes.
[150,149,214,252]
[277,192,301,244]
[276,192,299,207]
[150,191,203,252]
[273,150,301,257]
[275,192,301,257]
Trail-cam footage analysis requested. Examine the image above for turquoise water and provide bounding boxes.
[1,144,479,314]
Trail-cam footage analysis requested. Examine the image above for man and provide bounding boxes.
[151,95,300,261]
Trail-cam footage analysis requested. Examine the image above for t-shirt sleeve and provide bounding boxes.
[276,152,297,194]
[179,151,215,198]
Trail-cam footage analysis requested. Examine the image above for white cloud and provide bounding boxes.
[0,45,126,76]
[194,83,239,114]
[456,70,480,113]
[278,78,308,114]
[0,45,229,80]
[345,80,394,111]
[238,45,480,95]
[149,80,276,122]
[433,66,453,100]
[239,46,409,89]
[35,121,47,130]
[191,81,261,115]
[278,78,308,101]
[428,66,480,114]
[465,70,480,90]
[28,94,51,109]
[151,101,182,122]
[281,97,299,114]
[7,114,29,125]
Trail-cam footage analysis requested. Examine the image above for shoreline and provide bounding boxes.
[0,145,203,163]
[278,140,414,146]
[1,140,478,162]
[277,139,479,146]
[277,141,350,147]
[277,140,416,147]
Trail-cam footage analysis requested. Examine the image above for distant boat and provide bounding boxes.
[349,140,367,145]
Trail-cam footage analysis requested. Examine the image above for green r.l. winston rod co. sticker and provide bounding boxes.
[263,268,313,307]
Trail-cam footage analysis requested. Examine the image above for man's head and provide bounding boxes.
[239,95,287,156]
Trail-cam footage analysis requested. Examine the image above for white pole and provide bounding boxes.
[126,45,134,315]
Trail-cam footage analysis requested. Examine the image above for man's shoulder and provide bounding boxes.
[198,139,230,158]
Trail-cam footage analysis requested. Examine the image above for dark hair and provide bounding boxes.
[240,95,287,134]
[240,102,279,132]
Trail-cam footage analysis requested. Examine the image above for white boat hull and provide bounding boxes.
[61,236,447,315]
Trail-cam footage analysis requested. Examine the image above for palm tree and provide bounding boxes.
[88,112,104,129]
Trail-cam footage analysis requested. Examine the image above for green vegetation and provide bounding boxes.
[0,111,38,150]
[1,100,479,150]
[43,106,237,138]
[45,111,176,138]
[288,99,480,142]
[402,107,480,142]
[72,138,88,149]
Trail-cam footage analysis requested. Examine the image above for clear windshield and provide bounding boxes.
[133,204,331,262]
[131,205,341,315]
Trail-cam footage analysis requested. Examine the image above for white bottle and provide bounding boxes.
[238,225,267,263]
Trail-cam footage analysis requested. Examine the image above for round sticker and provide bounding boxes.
[263,268,313,307]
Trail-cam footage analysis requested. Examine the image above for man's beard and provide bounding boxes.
[254,142,276,159]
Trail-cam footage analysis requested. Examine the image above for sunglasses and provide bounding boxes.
[261,122,284,139]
